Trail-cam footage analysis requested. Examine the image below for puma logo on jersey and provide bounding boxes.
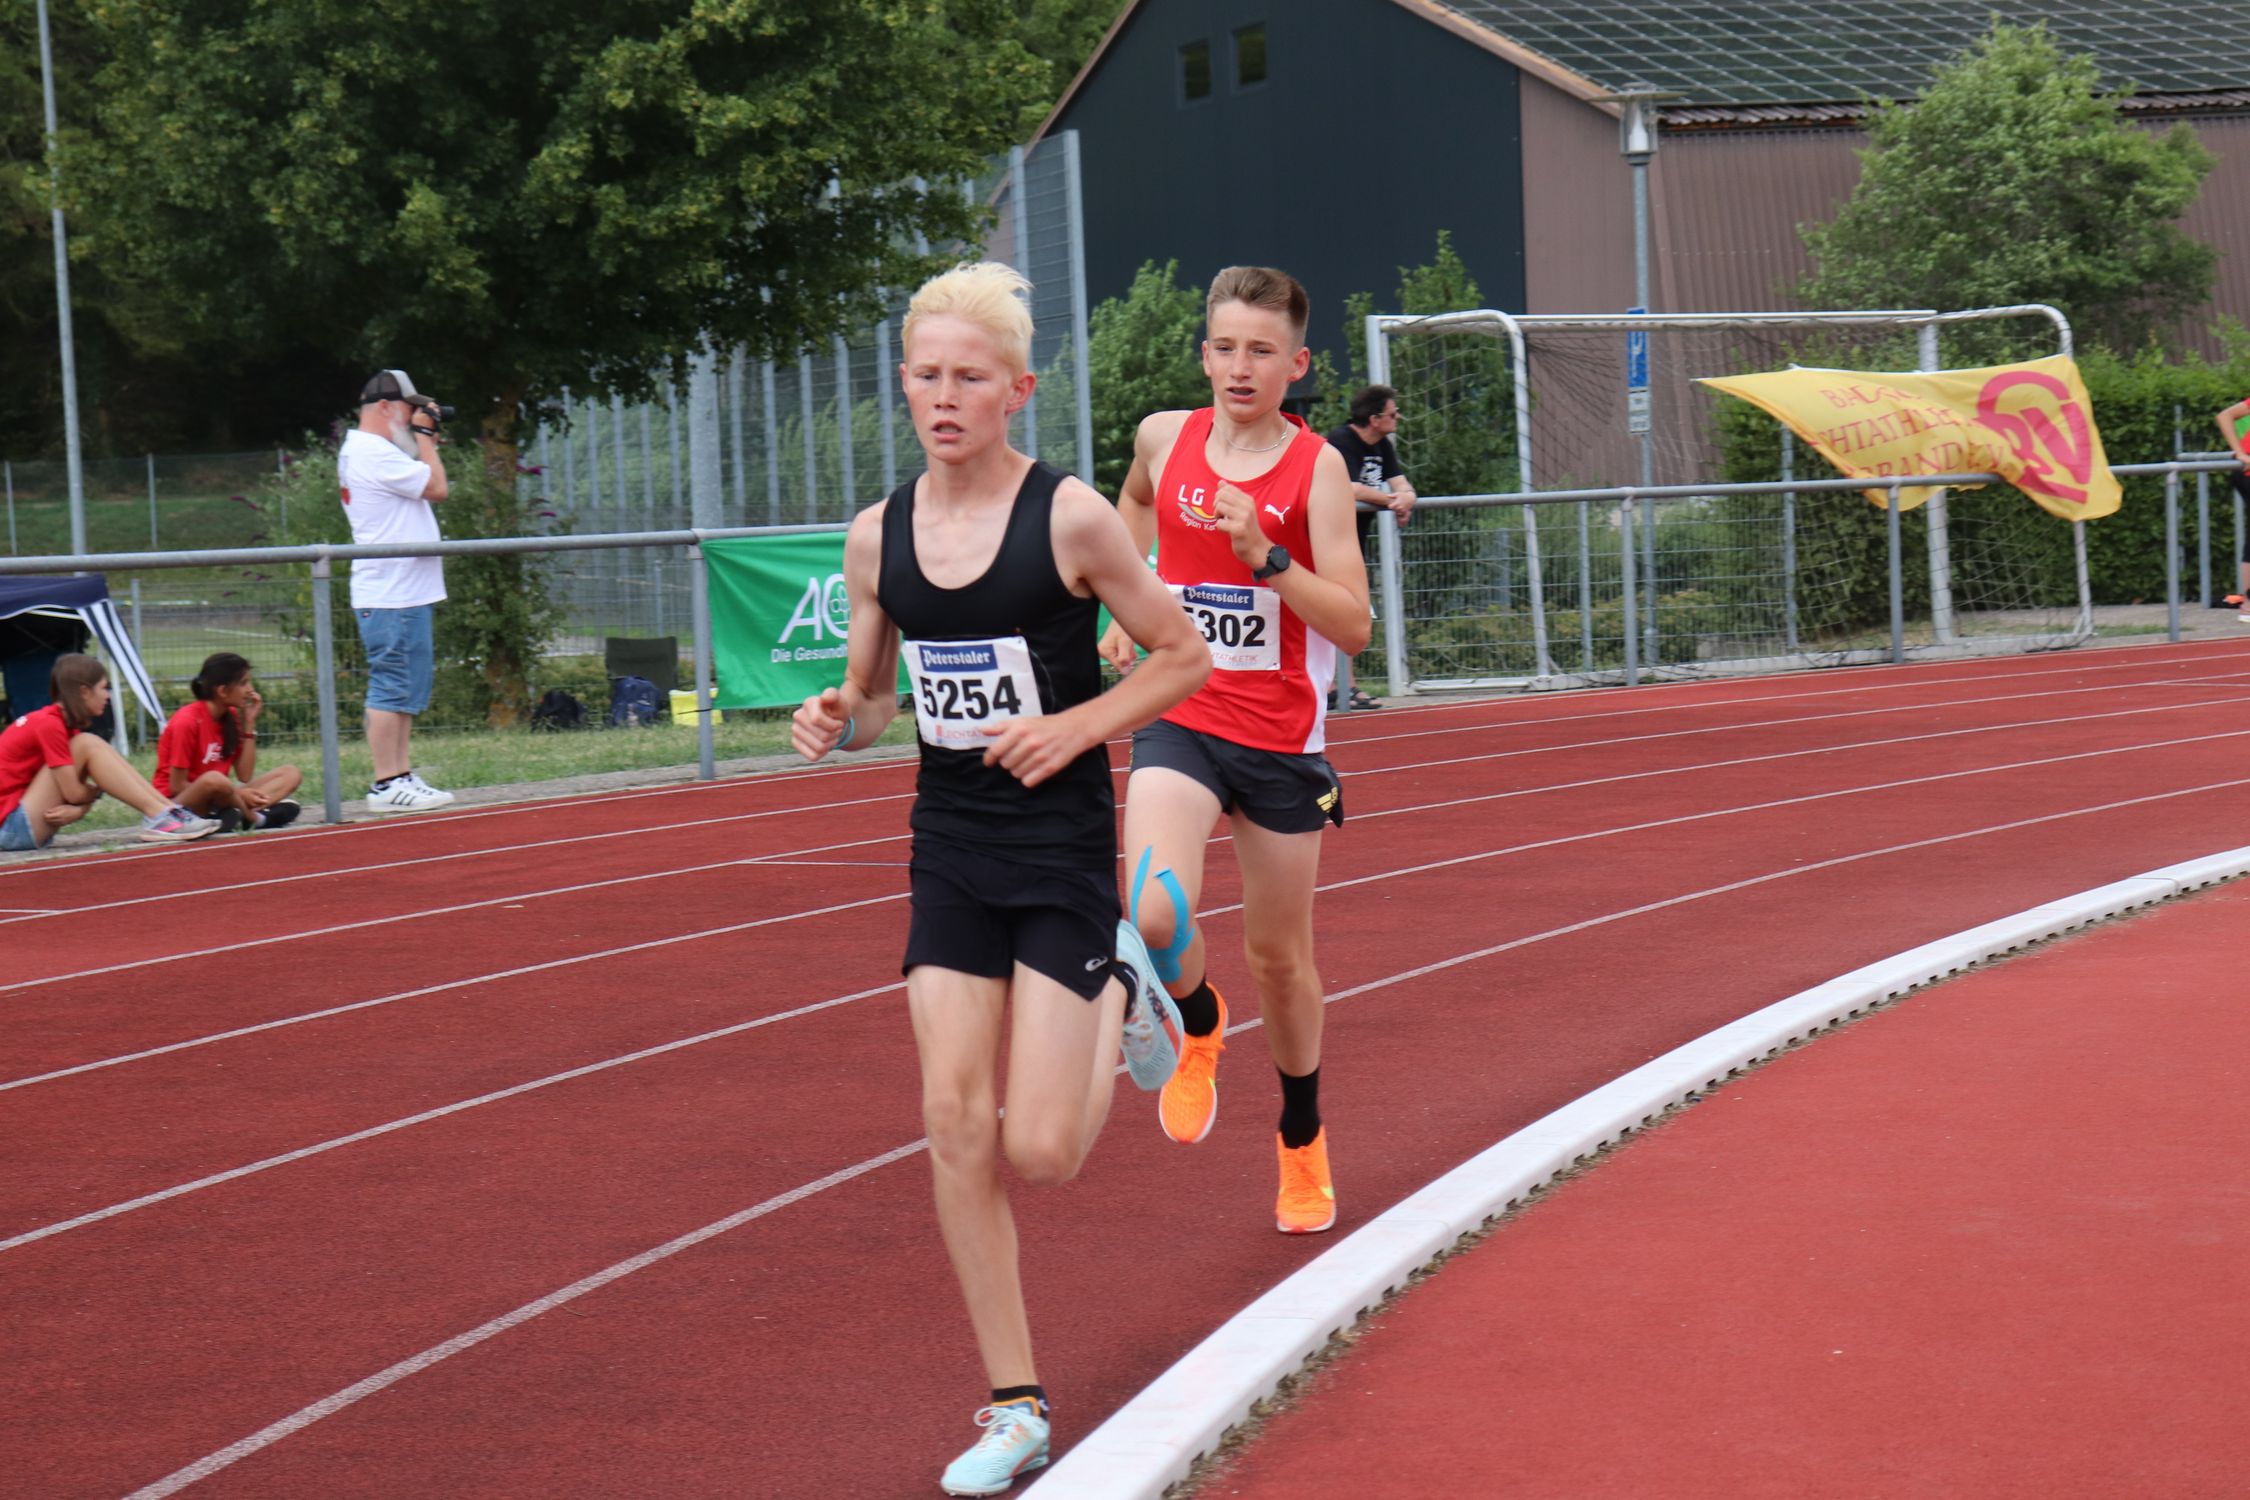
[1264,504,1293,523]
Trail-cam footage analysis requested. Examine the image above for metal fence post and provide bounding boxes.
[877,318,898,494]
[1062,129,1095,479]
[311,553,343,824]
[276,447,288,535]
[147,454,158,548]
[2165,465,2181,642]
[1008,144,1038,459]
[1780,426,1799,652]
[834,336,856,507]
[2196,468,2211,609]
[611,392,630,518]
[763,360,782,526]
[731,345,750,522]
[4,460,14,552]
[1379,509,1407,698]
[1887,481,1905,664]
[687,342,723,780]
[799,355,818,522]
[1620,493,1640,685]
[560,389,577,514]
[1918,323,1954,643]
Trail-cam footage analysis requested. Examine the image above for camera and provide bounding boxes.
[411,398,458,426]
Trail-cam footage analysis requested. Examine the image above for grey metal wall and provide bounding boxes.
[1047,0,1528,363]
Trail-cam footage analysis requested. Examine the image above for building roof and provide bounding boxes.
[1429,1,2250,109]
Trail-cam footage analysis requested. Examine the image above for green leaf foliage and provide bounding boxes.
[1084,258,1208,497]
[69,0,1050,471]
[1800,21,2216,355]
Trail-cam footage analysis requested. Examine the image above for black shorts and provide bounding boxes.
[903,841,1120,1001]
[1130,718,1344,835]
[2232,471,2250,559]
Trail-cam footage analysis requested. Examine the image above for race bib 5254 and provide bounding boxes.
[903,636,1040,749]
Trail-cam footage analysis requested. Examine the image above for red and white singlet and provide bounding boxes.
[1153,408,1335,754]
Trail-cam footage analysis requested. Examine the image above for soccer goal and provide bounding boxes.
[1364,305,2091,692]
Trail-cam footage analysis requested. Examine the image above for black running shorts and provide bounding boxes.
[1130,718,1344,835]
[903,841,1120,1001]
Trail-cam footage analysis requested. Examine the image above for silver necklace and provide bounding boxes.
[1219,422,1292,453]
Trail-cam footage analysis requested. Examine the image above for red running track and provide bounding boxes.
[7,639,2250,1497]
[1202,862,2250,1498]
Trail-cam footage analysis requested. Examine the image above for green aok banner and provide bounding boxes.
[705,533,905,709]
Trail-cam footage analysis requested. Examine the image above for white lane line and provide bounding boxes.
[1347,695,2250,820]
[0,969,911,1255]
[1322,643,2250,747]
[14,707,2248,1088]
[14,736,2247,1249]
[1034,846,2250,1496]
[0,834,911,996]
[0,788,916,926]
[1336,668,2250,769]
[0,750,924,882]
[0,890,912,1094]
[15,642,2239,891]
[17,661,2246,941]
[105,775,2250,1498]
[118,1136,932,1500]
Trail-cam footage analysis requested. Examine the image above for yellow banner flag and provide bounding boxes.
[1697,355,2120,521]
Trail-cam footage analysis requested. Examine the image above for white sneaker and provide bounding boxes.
[367,776,456,813]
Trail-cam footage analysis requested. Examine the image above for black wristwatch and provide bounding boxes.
[1252,545,1292,581]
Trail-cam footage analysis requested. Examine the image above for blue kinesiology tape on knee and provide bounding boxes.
[1129,846,1194,986]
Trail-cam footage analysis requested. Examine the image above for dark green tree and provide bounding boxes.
[1084,258,1209,496]
[1012,0,1123,122]
[71,0,1050,474]
[1800,21,2216,352]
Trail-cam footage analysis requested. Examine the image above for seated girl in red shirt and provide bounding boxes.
[154,652,303,831]
[0,654,220,851]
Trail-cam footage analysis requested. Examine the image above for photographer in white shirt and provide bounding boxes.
[338,369,455,812]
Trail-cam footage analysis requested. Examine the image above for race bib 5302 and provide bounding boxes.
[903,636,1040,749]
[1172,582,1281,671]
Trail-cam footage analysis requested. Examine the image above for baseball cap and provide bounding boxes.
[359,369,425,405]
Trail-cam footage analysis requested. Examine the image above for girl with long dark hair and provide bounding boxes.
[0,655,220,850]
[154,652,303,831]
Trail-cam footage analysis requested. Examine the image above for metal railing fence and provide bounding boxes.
[6,455,2236,827]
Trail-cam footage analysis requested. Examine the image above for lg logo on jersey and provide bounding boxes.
[773,572,852,664]
[1176,484,1220,529]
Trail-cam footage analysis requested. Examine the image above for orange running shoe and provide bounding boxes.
[1158,989,1227,1144]
[1274,1128,1336,1234]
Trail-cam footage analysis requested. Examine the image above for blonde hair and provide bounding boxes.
[1207,265,1310,345]
[901,261,1034,375]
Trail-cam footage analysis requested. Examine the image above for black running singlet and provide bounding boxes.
[877,462,1115,869]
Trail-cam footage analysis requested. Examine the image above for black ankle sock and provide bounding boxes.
[1175,978,1220,1037]
[1277,1066,1322,1149]
[372,772,405,791]
[991,1384,1048,1416]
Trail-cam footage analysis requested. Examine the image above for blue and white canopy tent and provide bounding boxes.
[0,575,164,730]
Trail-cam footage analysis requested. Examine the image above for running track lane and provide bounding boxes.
[1200,879,2250,1499]
[12,666,2250,1233]
[7,642,2250,1496]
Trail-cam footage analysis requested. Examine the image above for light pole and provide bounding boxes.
[35,0,87,561]
[1596,85,1677,671]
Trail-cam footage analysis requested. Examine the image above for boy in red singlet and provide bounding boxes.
[1100,266,1372,1233]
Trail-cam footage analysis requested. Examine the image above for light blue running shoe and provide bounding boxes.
[940,1401,1050,1496]
[1115,919,1185,1092]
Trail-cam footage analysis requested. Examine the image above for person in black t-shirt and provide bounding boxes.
[1325,385,1417,709]
[789,262,1207,1495]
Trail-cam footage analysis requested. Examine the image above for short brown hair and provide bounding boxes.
[1206,266,1309,345]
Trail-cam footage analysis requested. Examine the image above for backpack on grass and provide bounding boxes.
[530,689,586,732]
[608,675,663,727]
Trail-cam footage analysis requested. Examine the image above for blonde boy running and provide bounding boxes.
[791,263,1207,1495]
[1101,266,1372,1234]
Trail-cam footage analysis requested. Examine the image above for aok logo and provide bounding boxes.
[1176,483,1220,527]
[1973,371,2095,507]
[772,572,853,662]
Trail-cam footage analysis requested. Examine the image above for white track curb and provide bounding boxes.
[1027,846,2250,1499]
